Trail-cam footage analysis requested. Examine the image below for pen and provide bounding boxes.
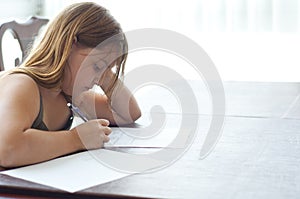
[67,103,88,122]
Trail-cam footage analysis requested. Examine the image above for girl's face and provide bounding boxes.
[62,43,120,97]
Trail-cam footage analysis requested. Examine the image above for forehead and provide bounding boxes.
[79,42,122,62]
[88,43,123,59]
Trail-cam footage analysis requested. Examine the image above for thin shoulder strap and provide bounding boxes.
[61,91,72,103]
[31,92,48,130]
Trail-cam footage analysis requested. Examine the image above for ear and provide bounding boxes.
[71,37,79,51]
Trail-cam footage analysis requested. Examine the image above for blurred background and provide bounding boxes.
[1,0,300,82]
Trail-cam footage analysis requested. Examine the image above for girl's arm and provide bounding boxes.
[76,70,141,126]
[0,74,110,168]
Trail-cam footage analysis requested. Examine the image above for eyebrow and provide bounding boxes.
[80,46,121,66]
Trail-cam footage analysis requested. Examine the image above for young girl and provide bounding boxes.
[0,2,141,168]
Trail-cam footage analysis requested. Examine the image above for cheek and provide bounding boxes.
[67,58,80,80]
[76,67,97,88]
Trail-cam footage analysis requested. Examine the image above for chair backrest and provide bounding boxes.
[0,16,49,71]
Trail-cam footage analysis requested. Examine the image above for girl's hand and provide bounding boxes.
[70,119,111,150]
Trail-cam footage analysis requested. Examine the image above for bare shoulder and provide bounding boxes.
[0,72,40,113]
[0,72,40,130]
[0,72,39,96]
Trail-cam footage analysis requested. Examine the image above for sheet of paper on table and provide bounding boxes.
[1,127,180,193]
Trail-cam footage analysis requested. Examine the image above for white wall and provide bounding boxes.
[7,0,300,82]
[0,0,39,20]
[0,0,41,70]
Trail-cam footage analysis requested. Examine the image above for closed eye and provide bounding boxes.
[93,60,108,72]
[94,59,108,71]
[93,63,101,72]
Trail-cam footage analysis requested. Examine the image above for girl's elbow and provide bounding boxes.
[0,145,16,168]
[130,108,141,123]
[133,110,142,122]
[0,137,24,168]
[116,111,142,126]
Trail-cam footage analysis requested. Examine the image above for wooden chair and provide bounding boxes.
[0,16,49,71]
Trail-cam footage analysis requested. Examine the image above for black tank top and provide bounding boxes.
[31,93,74,131]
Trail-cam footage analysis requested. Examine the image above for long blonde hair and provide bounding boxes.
[11,2,127,98]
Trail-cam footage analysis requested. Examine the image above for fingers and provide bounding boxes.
[103,134,110,143]
[99,121,111,143]
[98,119,110,127]
[102,126,112,135]
[97,119,112,136]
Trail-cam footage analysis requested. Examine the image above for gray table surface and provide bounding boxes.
[1,81,300,199]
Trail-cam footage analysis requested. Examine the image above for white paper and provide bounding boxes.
[1,127,180,192]
[1,150,130,192]
[107,127,185,147]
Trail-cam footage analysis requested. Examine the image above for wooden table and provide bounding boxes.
[1,81,300,199]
